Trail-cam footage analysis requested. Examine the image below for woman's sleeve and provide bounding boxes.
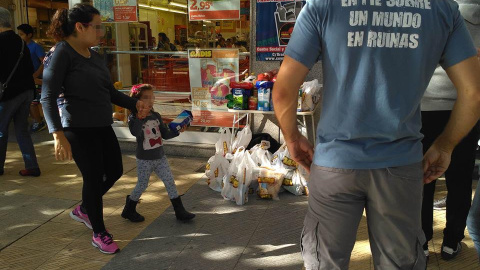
[109,84,138,113]
[40,46,69,133]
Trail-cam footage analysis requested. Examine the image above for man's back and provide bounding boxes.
[285,0,477,169]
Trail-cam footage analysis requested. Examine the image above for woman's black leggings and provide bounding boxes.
[64,126,123,233]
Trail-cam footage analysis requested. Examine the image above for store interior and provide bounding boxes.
[25,0,250,52]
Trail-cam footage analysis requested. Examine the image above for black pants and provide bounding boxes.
[64,126,123,233]
[421,111,478,247]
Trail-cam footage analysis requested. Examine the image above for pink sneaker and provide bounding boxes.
[92,231,120,254]
[69,205,92,229]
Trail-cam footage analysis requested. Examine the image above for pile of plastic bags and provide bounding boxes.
[205,125,309,206]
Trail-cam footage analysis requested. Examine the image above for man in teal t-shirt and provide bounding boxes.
[273,0,480,269]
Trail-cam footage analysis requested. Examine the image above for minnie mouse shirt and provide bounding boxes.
[129,112,179,160]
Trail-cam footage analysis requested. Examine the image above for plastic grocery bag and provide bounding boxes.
[249,140,273,167]
[271,144,298,170]
[233,149,257,205]
[301,79,322,111]
[221,147,256,205]
[231,125,252,154]
[215,128,232,156]
[283,167,309,196]
[257,166,284,200]
[205,153,230,192]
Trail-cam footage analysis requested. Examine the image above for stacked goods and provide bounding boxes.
[225,69,279,111]
[226,71,322,112]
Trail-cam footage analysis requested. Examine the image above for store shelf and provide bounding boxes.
[227,108,316,116]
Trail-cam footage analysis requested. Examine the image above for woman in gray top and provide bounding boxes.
[40,4,149,255]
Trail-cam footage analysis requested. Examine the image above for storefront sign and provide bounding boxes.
[189,49,239,127]
[188,0,240,21]
[256,0,305,61]
[94,0,138,22]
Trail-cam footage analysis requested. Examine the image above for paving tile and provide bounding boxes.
[0,215,43,250]
[36,254,105,270]
[0,246,56,269]
[169,240,245,270]
[57,232,115,263]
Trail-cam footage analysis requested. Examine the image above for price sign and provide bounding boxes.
[93,0,138,22]
[189,0,213,11]
[188,0,240,21]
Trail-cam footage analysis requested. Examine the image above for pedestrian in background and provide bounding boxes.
[17,23,46,133]
[0,7,41,177]
[420,0,480,260]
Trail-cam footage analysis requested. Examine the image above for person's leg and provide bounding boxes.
[443,124,478,249]
[467,182,480,260]
[100,126,124,195]
[64,127,106,233]
[420,111,449,246]
[130,159,154,201]
[0,98,16,173]
[153,156,179,200]
[153,156,195,221]
[12,91,39,170]
[367,162,426,269]
[302,165,365,270]
[422,180,436,243]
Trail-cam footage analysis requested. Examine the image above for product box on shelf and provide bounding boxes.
[168,110,193,132]
[256,81,274,111]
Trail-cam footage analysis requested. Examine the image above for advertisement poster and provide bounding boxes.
[189,49,239,127]
[256,0,305,61]
[188,0,240,21]
[94,0,138,22]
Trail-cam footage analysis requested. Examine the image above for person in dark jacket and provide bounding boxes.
[0,7,40,177]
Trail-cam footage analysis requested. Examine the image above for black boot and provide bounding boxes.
[121,195,145,222]
[170,196,195,221]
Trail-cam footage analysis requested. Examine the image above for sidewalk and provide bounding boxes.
[0,128,479,269]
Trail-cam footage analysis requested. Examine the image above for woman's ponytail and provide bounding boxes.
[47,4,100,42]
[47,8,69,42]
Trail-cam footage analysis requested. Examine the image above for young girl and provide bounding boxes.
[122,84,195,222]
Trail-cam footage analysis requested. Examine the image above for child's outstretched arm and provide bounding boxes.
[128,113,143,137]
[155,112,180,139]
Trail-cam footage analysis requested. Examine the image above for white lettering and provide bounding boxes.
[342,0,358,6]
[350,11,368,26]
[367,31,420,49]
[385,0,430,9]
[348,31,364,47]
[372,12,422,28]
[409,34,419,48]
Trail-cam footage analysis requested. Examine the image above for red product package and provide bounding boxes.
[229,81,254,89]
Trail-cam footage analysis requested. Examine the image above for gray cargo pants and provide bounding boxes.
[301,162,427,270]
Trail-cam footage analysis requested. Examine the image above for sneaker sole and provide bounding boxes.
[69,211,93,229]
[91,241,120,254]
